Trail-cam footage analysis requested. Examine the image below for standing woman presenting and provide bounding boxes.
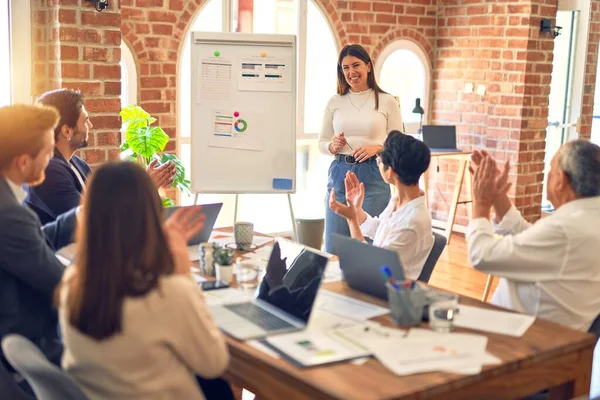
[319,44,403,252]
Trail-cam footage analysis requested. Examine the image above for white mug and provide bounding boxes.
[234,221,254,251]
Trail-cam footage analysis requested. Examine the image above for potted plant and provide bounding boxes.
[213,245,235,283]
[119,105,191,206]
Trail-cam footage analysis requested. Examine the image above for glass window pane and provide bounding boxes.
[304,1,337,134]
[233,0,296,34]
[180,0,223,139]
[0,0,11,107]
[379,48,426,124]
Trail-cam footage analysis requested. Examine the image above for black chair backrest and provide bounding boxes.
[418,232,447,283]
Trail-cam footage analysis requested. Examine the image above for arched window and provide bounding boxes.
[120,41,138,107]
[0,0,11,106]
[178,0,338,235]
[375,40,431,135]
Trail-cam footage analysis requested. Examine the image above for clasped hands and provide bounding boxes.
[147,158,177,189]
[329,133,381,163]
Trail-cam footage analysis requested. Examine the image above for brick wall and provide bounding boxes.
[32,0,61,95]
[31,0,600,218]
[430,0,600,223]
[31,0,122,167]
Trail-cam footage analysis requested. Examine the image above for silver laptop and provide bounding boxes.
[210,238,329,340]
[422,125,462,153]
[330,233,405,300]
[164,203,222,245]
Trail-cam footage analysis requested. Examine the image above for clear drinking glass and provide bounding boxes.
[235,260,263,290]
[428,292,459,333]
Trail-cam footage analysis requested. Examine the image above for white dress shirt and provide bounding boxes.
[360,195,433,280]
[318,91,404,155]
[467,197,600,331]
[6,178,26,204]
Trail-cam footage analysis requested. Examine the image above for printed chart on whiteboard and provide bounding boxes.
[208,109,263,152]
[197,54,233,103]
[238,53,293,92]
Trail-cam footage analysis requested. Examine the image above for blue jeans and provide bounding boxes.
[324,157,391,253]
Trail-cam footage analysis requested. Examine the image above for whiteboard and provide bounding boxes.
[190,32,296,194]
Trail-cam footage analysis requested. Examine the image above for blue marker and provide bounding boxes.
[380,265,400,290]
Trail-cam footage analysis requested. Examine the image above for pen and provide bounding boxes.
[380,265,400,290]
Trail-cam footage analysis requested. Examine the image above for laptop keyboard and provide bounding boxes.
[224,303,295,331]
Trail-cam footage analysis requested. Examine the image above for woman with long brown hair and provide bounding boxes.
[318,44,404,252]
[58,162,230,400]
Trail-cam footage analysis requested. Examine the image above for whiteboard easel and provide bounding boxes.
[189,32,298,240]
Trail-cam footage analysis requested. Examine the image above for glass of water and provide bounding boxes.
[235,259,263,290]
[428,292,459,333]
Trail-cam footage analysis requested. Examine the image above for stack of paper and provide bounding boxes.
[350,327,499,376]
[454,305,535,337]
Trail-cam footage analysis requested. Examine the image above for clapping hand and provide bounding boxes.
[164,206,205,275]
[472,154,511,209]
[147,158,177,189]
[344,171,364,210]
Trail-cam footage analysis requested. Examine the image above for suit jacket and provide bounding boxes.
[0,176,77,366]
[25,149,91,225]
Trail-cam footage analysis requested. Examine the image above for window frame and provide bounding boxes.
[120,40,138,107]
[374,39,431,135]
[8,0,31,104]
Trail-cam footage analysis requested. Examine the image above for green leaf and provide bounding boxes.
[162,197,175,207]
[119,140,130,152]
[120,105,151,124]
[126,126,169,158]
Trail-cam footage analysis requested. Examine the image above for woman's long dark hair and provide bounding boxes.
[66,162,175,340]
[336,44,386,110]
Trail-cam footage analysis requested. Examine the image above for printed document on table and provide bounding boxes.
[316,290,389,320]
[265,330,371,367]
[454,305,536,337]
[197,55,233,103]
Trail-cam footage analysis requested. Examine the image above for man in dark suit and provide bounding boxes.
[0,104,77,367]
[25,89,176,224]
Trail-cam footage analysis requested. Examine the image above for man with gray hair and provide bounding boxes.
[467,140,600,331]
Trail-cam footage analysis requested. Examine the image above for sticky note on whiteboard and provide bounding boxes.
[272,178,293,190]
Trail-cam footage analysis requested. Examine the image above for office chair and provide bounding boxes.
[0,356,35,400]
[418,231,447,283]
[2,334,88,400]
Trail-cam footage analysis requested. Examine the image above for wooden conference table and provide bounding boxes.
[203,228,595,400]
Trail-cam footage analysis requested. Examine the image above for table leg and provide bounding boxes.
[445,159,467,245]
[423,167,430,207]
[465,161,473,221]
[482,274,494,302]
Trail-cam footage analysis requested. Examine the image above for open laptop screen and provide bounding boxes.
[422,125,457,150]
[163,203,222,245]
[256,239,329,323]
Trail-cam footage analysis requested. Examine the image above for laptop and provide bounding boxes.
[330,233,405,300]
[210,238,330,340]
[163,203,222,245]
[422,125,462,153]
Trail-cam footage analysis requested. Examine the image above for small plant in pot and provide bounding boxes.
[213,246,235,283]
[213,246,234,266]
